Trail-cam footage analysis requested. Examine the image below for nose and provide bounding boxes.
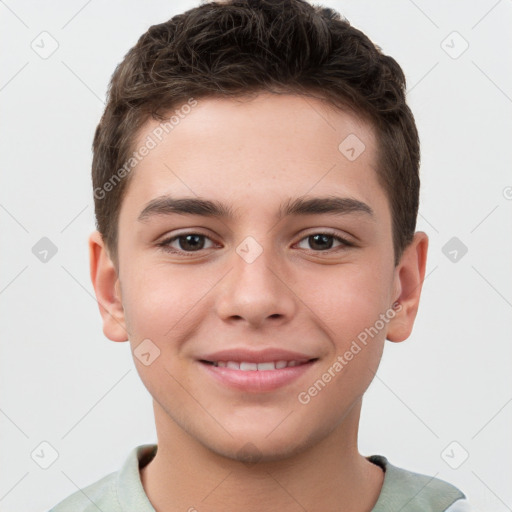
[214,240,297,329]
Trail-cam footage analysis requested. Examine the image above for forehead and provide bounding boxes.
[120,93,387,223]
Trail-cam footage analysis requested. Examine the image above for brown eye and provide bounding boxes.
[176,234,206,251]
[308,234,334,250]
[158,233,216,254]
[296,232,353,252]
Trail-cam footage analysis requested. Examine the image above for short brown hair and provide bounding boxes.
[92,0,420,268]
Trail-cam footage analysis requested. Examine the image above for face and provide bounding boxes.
[92,93,421,462]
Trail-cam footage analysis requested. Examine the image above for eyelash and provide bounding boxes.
[156,231,354,256]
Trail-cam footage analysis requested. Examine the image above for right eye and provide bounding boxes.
[157,233,217,254]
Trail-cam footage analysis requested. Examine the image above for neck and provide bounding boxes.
[141,399,384,512]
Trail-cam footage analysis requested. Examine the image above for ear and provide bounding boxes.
[386,231,429,343]
[88,230,129,342]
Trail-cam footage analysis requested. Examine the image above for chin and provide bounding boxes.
[211,441,305,465]
[200,425,326,466]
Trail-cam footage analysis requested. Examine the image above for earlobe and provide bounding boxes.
[88,230,129,342]
[386,231,429,343]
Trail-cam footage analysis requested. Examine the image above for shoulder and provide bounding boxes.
[48,444,157,512]
[48,471,119,512]
[368,455,472,512]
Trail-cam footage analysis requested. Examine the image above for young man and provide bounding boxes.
[50,0,471,510]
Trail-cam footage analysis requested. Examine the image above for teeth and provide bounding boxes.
[240,362,258,371]
[257,362,276,371]
[211,360,307,370]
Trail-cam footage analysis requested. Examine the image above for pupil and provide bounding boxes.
[180,234,204,251]
[310,234,333,250]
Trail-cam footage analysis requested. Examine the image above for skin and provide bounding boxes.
[89,93,428,512]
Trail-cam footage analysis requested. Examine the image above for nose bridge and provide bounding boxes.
[235,235,280,289]
[215,234,296,325]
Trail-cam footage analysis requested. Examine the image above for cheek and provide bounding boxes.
[300,262,392,343]
[120,272,172,342]
[121,263,217,340]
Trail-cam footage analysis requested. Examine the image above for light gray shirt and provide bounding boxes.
[49,444,471,511]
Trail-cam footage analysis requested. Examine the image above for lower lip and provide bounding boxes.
[199,361,316,392]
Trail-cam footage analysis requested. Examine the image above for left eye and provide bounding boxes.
[296,233,352,251]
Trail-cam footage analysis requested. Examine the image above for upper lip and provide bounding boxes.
[199,348,318,363]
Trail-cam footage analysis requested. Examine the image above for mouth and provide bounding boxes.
[198,352,319,392]
[200,358,317,370]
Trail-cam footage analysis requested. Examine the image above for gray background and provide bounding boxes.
[1,0,511,510]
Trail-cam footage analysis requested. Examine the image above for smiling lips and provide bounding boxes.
[199,348,318,392]
[204,359,310,370]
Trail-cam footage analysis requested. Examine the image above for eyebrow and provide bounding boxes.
[137,195,374,222]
